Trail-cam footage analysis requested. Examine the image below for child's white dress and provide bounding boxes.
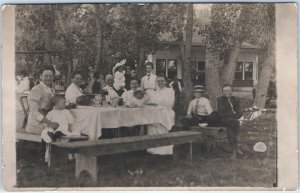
[113,71,125,90]
[46,109,74,136]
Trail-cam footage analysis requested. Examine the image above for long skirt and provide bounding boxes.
[16,111,25,130]
[147,123,173,155]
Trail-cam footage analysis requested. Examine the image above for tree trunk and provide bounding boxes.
[253,63,272,108]
[44,5,55,65]
[220,42,242,84]
[66,54,73,86]
[55,7,73,86]
[253,5,276,108]
[94,4,103,73]
[182,4,193,108]
[254,37,275,108]
[136,47,146,80]
[205,47,222,110]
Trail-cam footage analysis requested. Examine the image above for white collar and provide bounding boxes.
[157,87,166,91]
[104,85,113,89]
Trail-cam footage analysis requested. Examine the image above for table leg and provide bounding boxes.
[139,125,145,136]
[75,153,98,185]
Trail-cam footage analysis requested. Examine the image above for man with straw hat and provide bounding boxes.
[182,85,213,128]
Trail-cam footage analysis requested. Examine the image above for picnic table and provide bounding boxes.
[17,104,203,185]
[70,105,174,140]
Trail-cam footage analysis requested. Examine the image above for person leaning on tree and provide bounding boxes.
[217,84,243,159]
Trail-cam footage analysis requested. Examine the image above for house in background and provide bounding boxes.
[147,33,258,99]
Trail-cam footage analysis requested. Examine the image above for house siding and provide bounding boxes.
[151,46,258,85]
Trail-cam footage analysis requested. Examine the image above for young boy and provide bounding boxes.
[183,85,213,127]
[217,84,243,159]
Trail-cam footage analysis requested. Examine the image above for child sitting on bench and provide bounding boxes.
[41,95,75,143]
[41,95,77,162]
[182,85,213,128]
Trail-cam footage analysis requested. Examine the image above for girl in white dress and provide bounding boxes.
[147,75,175,155]
[113,60,126,91]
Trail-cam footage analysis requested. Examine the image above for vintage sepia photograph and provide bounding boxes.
[1,2,298,190]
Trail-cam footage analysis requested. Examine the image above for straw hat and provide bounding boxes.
[192,85,205,92]
[112,59,126,74]
[253,142,267,152]
[133,87,145,98]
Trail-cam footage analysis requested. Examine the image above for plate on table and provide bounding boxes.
[144,103,158,107]
[199,123,208,127]
[125,105,138,108]
[126,104,143,108]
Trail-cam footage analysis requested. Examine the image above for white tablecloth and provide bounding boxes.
[70,106,173,140]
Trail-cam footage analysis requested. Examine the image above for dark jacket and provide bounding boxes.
[217,95,242,119]
[124,74,132,91]
[92,81,102,94]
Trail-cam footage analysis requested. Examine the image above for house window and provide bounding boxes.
[156,59,166,77]
[191,61,205,71]
[167,59,177,79]
[191,61,205,85]
[235,62,253,80]
[156,59,177,79]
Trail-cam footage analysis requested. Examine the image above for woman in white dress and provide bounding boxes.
[147,75,175,155]
[16,70,30,129]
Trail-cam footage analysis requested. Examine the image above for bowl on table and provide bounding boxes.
[198,123,208,127]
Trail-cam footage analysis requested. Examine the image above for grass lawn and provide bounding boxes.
[16,109,277,188]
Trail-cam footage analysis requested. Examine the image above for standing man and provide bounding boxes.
[217,84,243,159]
[141,62,157,97]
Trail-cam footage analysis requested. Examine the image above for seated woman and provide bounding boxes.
[25,65,58,134]
[147,75,175,155]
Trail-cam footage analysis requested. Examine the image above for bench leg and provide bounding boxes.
[75,153,98,185]
[48,144,51,168]
[206,136,216,152]
[189,142,193,160]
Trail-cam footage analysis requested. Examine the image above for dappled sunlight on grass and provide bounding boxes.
[16,110,276,187]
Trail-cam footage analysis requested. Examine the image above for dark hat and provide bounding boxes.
[192,85,205,92]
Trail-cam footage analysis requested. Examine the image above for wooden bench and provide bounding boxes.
[16,129,89,143]
[16,129,43,143]
[190,126,227,152]
[16,129,89,167]
[54,131,202,184]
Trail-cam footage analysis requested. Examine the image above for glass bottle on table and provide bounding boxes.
[94,94,102,106]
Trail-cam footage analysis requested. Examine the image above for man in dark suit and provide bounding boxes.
[217,84,243,159]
